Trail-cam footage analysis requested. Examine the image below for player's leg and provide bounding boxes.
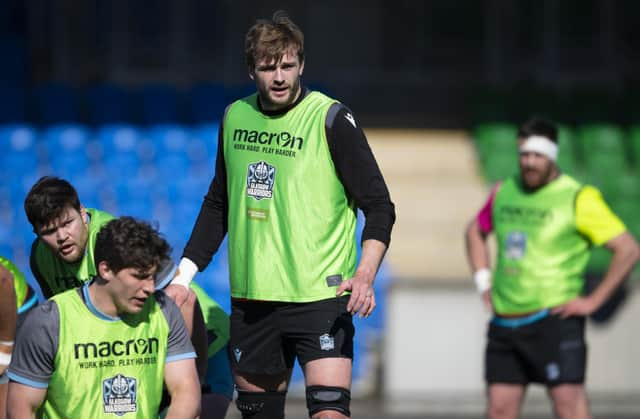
[485,320,529,419]
[544,315,590,419]
[304,358,352,419]
[548,384,591,419]
[200,346,233,419]
[487,383,526,419]
[287,296,354,419]
[229,300,291,419]
[0,379,7,419]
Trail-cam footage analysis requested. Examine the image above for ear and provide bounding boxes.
[80,206,89,225]
[97,261,114,281]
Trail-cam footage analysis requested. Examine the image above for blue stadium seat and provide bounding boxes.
[187,83,226,124]
[189,123,219,177]
[86,83,132,125]
[147,125,193,178]
[32,82,80,125]
[138,84,180,124]
[42,124,91,179]
[0,124,40,180]
[96,124,144,181]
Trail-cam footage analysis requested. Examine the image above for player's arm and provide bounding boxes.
[7,382,46,419]
[554,186,640,317]
[327,105,395,317]
[167,120,229,307]
[0,264,17,376]
[160,293,201,418]
[163,358,201,419]
[464,184,499,309]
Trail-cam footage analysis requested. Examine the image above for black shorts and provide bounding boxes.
[228,296,354,375]
[485,312,586,386]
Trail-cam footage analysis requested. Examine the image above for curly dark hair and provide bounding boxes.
[245,10,304,70]
[24,176,82,232]
[94,217,171,274]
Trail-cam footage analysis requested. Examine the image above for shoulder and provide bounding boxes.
[21,299,60,331]
[153,291,181,319]
[575,184,603,203]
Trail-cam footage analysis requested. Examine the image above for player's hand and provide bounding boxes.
[551,297,597,318]
[336,273,375,318]
[481,289,493,311]
[164,283,191,308]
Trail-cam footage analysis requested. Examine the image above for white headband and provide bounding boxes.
[519,135,558,162]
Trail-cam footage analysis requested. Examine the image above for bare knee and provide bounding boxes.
[311,411,349,419]
[487,402,520,419]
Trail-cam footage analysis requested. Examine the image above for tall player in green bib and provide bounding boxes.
[465,117,640,419]
[7,217,200,418]
[165,11,395,419]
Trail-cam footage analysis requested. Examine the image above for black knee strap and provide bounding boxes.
[236,390,286,419]
[306,385,351,417]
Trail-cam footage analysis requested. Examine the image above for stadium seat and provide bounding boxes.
[138,84,181,124]
[0,124,40,180]
[577,124,628,178]
[146,124,192,178]
[556,124,579,176]
[190,123,219,167]
[96,124,144,180]
[628,125,640,169]
[32,82,80,125]
[85,83,132,125]
[42,124,91,180]
[472,123,519,183]
[187,82,226,124]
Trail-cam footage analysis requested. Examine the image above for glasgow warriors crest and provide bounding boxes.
[246,161,276,200]
[102,373,137,416]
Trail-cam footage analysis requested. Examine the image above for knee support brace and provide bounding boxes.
[235,390,286,419]
[306,385,351,417]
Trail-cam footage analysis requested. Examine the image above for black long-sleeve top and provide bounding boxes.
[183,88,396,271]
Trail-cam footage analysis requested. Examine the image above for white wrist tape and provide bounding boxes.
[519,135,558,162]
[473,268,492,293]
[0,341,14,347]
[170,258,198,289]
[0,352,11,366]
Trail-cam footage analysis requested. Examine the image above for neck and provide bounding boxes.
[87,281,118,318]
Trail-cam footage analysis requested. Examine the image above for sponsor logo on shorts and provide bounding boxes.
[505,231,527,260]
[233,348,242,363]
[546,362,560,381]
[319,334,335,351]
[246,161,276,200]
[102,373,137,415]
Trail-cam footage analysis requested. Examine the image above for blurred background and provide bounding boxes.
[1,0,640,417]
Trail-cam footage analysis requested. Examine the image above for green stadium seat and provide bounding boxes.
[472,123,518,183]
[557,124,579,176]
[628,126,640,169]
[577,124,628,178]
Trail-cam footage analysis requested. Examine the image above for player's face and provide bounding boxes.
[37,206,89,263]
[519,150,555,189]
[250,50,304,111]
[108,266,157,315]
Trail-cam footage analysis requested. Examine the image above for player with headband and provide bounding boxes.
[465,116,640,419]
